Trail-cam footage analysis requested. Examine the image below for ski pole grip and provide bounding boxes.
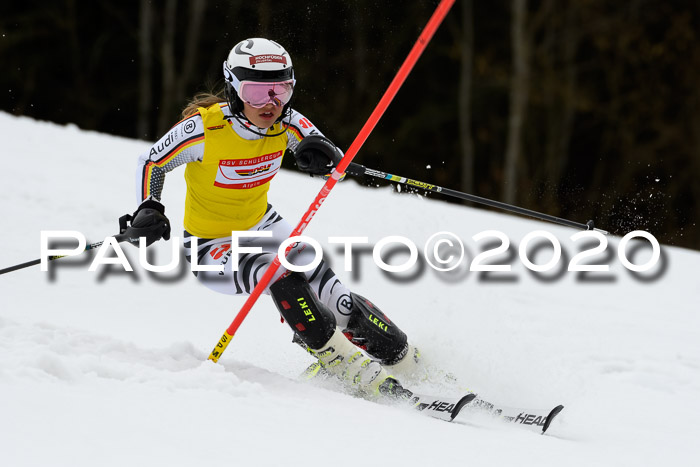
[113,233,129,243]
[346,162,367,177]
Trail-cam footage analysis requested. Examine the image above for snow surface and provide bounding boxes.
[1,111,699,466]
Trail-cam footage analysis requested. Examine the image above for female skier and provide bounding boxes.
[119,38,419,397]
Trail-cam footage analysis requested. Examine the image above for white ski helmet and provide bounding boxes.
[223,38,295,116]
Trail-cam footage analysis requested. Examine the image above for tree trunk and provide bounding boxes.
[353,5,367,96]
[555,4,577,183]
[503,0,529,205]
[538,0,574,214]
[137,0,153,139]
[258,0,271,36]
[459,0,475,194]
[175,0,206,103]
[157,0,177,136]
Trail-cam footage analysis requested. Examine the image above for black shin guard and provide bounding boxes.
[269,273,336,350]
[343,293,408,365]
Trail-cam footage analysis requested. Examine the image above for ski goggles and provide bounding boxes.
[238,80,294,108]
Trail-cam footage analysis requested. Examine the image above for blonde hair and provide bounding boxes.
[182,91,227,118]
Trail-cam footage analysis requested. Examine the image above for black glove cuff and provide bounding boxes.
[137,199,165,215]
[292,135,343,174]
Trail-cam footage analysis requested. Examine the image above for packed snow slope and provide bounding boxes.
[1,112,699,467]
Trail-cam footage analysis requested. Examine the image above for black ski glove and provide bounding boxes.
[119,199,171,247]
[291,135,343,175]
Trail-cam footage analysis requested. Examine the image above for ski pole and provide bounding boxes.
[0,234,127,276]
[346,162,608,234]
[208,0,457,363]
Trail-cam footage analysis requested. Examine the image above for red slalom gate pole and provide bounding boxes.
[208,0,456,362]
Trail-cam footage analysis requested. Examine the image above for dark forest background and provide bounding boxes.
[1,0,698,250]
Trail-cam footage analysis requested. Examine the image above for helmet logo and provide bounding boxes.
[249,54,287,66]
[222,65,233,82]
[234,41,255,56]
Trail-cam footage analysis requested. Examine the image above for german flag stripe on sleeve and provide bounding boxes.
[151,134,204,165]
[285,124,304,142]
[141,161,161,200]
[172,112,201,127]
[141,134,204,199]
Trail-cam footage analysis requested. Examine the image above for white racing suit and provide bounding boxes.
[182,205,355,327]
